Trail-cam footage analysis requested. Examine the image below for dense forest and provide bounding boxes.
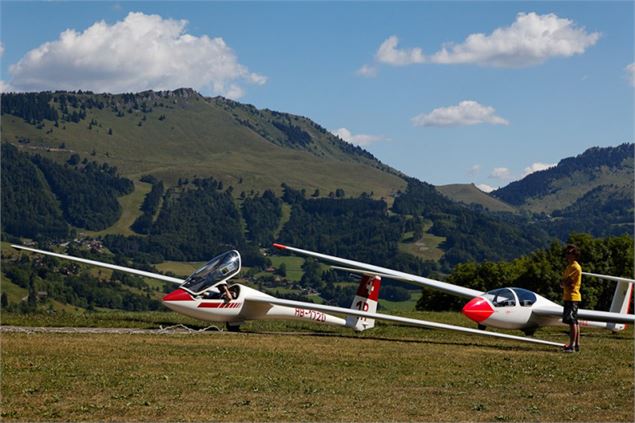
[241,190,282,246]
[1,144,70,240]
[31,154,133,230]
[393,178,551,267]
[1,144,132,236]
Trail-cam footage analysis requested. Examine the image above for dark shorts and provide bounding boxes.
[562,301,579,324]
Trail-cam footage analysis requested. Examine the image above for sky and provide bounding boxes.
[1,1,633,190]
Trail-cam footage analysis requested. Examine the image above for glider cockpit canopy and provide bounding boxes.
[181,250,241,294]
[482,287,537,308]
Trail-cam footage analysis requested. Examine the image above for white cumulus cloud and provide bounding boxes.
[375,35,425,66]
[331,128,383,146]
[411,100,509,127]
[476,184,495,193]
[627,63,635,87]
[361,13,599,73]
[7,12,266,98]
[490,167,512,181]
[430,12,600,67]
[522,162,556,177]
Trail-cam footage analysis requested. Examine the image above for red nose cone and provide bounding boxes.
[162,289,193,302]
[462,297,494,323]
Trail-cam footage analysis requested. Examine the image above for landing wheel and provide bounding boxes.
[226,322,242,332]
[477,324,487,331]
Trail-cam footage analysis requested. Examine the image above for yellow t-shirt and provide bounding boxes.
[562,261,582,301]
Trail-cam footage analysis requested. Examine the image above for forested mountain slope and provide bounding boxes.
[492,144,634,238]
[493,144,633,214]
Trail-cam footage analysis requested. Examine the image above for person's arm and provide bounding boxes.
[564,266,581,289]
[222,285,233,302]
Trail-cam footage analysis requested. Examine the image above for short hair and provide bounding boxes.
[565,244,580,259]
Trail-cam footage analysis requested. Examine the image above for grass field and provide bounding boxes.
[1,311,633,422]
[83,180,152,237]
[399,221,446,262]
[268,256,305,282]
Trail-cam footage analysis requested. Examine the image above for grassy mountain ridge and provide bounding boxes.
[436,183,517,213]
[492,143,634,214]
[1,89,406,199]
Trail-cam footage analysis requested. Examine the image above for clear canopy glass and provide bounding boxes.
[181,250,241,294]
[511,288,537,307]
[483,288,516,308]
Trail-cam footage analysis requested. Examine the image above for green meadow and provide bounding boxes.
[1,311,632,422]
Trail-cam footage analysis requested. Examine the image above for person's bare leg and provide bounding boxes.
[567,323,576,350]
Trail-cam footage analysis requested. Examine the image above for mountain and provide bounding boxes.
[1,90,406,200]
[492,144,634,214]
[492,144,634,238]
[1,90,632,265]
[436,183,517,213]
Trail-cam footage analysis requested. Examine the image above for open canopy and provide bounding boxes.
[181,250,241,294]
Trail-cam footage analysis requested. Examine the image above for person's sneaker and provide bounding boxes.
[574,345,580,352]
[563,345,575,353]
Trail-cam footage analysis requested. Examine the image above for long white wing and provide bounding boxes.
[11,245,184,284]
[582,272,635,284]
[532,305,635,324]
[273,243,482,298]
[246,296,564,347]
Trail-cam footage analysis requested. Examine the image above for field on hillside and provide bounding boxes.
[1,312,633,422]
[1,98,407,200]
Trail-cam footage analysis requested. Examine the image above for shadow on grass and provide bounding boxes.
[243,328,563,353]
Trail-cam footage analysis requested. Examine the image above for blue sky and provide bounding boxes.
[1,1,633,189]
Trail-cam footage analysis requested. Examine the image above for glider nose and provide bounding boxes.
[162,289,193,302]
[462,297,494,323]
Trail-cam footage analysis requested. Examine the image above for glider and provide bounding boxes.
[12,244,563,347]
[273,243,635,335]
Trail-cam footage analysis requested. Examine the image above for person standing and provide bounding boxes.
[561,244,582,352]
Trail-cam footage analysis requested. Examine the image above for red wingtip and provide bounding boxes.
[272,243,287,250]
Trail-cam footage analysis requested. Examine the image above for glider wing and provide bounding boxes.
[246,295,564,347]
[273,243,483,298]
[11,245,185,284]
[532,305,635,324]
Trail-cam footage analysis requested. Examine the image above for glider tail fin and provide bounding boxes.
[346,275,381,331]
[607,281,633,332]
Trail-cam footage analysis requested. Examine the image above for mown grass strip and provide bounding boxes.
[1,314,633,422]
